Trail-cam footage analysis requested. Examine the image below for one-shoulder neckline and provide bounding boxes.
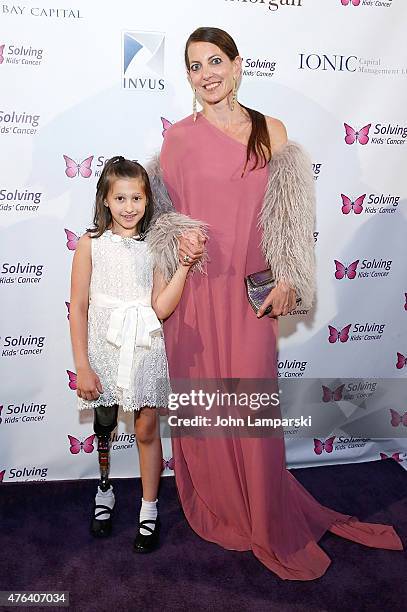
[198,113,248,149]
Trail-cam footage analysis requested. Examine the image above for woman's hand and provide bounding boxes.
[257,280,297,318]
[178,230,205,267]
[77,367,103,401]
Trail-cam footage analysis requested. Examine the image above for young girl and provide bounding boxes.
[69,155,200,552]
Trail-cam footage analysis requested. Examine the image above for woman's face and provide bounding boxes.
[187,41,241,106]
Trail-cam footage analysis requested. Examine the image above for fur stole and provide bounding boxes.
[146,142,316,307]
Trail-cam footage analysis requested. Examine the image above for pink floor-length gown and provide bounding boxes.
[160,114,403,580]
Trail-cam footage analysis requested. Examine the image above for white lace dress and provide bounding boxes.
[77,230,170,411]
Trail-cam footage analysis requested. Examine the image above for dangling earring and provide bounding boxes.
[193,88,197,122]
[230,77,237,112]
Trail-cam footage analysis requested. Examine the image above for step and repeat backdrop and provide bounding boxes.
[1,0,406,484]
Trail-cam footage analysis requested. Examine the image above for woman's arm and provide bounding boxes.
[69,234,102,400]
[151,264,190,320]
[257,117,297,317]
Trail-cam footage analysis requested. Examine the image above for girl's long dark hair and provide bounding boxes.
[185,27,272,174]
[89,156,154,239]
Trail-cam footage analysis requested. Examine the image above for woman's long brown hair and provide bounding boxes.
[185,27,272,175]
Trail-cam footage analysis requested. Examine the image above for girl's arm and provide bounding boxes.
[69,234,102,400]
[151,263,190,320]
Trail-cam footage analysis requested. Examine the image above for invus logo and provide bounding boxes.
[123,31,165,91]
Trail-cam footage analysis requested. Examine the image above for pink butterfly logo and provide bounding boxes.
[68,434,95,455]
[328,324,352,343]
[66,370,77,390]
[322,384,345,402]
[0,469,5,483]
[0,405,3,424]
[344,123,371,145]
[314,436,336,455]
[396,352,407,369]
[0,44,5,65]
[404,293,407,311]
[65,301,70,320]
[380,452,403,462]
[161,117,173,138]
[341,194,365,215]
[162,457,175,471]
[64,228,79,251]
[390,409,407,427]
[334,259,359,280]
[341,0,361,5]
[63,155,93,178]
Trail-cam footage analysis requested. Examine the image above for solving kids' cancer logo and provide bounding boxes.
[63,155,93,178]
[64,229,80,251]
[333,258,392,280]
[344,121,407,146]
[1,334,46,357]
[390,409,407,428]
[68,434,95,454]
[0,401,47,425]
[328,322,385,343]
[0,41,43,66]
[0,187,42,213]
[380,452,403,462]
[66,370,77,390]
[0,469,5,482]
[122,31,165,91]
[0,109,40,135]
[396,353,407,370]
[1,261,44,285]
[344,123,371,145]
[340,193,400,215]
[340,0,393,7]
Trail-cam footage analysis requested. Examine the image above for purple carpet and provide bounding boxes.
[0,459,406,612]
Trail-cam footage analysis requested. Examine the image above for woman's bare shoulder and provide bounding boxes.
[264,115,288,153]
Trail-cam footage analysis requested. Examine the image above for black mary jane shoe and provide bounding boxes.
[90,504,113,538]
[133,518,160,553]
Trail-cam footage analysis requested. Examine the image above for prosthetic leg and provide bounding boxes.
[91,405,118,537]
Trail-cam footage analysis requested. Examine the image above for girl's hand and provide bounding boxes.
[178,230,205,267]
[76,367,103,401]
[257,280,297,318]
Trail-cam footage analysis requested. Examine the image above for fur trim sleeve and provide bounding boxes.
[145,153,175,217]
[146,212,209,282]
[259,141,316,309]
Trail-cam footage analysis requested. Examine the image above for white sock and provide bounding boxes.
[95,486,115,520]
[139,498,158,535]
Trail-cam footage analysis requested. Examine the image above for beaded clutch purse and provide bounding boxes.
[244,269,301,316]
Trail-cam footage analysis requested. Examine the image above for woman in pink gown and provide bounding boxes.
[158,27,403,580]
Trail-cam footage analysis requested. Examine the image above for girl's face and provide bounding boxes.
[105,177,147,237]
[187,41,241,108]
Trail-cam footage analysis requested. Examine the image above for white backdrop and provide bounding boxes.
[1,0,406,483]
